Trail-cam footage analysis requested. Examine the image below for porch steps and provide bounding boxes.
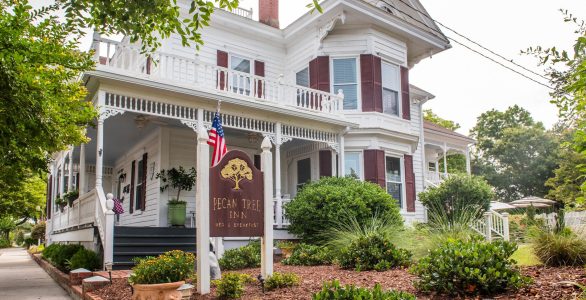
[112,226,196,270]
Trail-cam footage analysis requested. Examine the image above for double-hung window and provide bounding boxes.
[230,55,252,95]
[344,152,362,179]
[381,62,400,116]
[385,156,403,208]
[135,159,145,211]
[296,67,309,105]
[333,58,358,110]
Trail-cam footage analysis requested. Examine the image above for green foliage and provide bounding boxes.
[411,238,530,296]
[213,273,253,299]
[471,105,560,201]
[285,177,402,243]
[14,230,24,246]
[218,242,261,270]
[129,250,195,284]
[546,144,586,209]
[0,238,10,248]
[418,174,493,227]
[312,280,416,300]
[67,248,101,271]
[156,167,197,201]
[42,244,61,261]
[281,244,333,266]
[438,154,467,174]
[531,227,586,266]
[52,244,84,272]
[423,109,460,130]
[0,216,16,240]
[264,272,300,291]
[62,190,79,205]
[338,234,411,272]
[31,222,46,242]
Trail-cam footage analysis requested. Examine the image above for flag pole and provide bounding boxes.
[216,99,222,113]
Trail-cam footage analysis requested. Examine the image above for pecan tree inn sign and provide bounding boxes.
[194,126,273,295]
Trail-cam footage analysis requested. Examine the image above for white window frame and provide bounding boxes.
[381,61,401,117]
[385,155,406,210]
[228,53,255,95]
[330,56,361,111]
[295,66,309,87]
[344,151,363,180]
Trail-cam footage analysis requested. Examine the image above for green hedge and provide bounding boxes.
[313,280,415,300]
[281,244,333,266]
[338,234,411,271]
[218,241,261,270]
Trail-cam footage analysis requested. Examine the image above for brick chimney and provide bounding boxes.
[259,0,279,28]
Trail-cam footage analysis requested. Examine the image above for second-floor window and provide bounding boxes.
[382,62,400,116]
[230,55,251,95]
[333,58,358,110]
[296,67,309,87]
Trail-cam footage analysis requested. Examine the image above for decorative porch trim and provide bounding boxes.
[104,92,198,121]
[101,107,125,120]
[286,142,331,159]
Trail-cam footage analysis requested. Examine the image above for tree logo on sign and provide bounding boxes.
[221,158,253,190]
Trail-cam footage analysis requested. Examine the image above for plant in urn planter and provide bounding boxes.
[156,167,196,226]
[129,250,195,300]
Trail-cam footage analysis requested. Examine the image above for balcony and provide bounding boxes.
[90,35,344,117]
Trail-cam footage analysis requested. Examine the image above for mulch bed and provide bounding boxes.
[93,264,586,300]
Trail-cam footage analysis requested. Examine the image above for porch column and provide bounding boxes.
[274,123,283,228]
[465,145,471,174]
[195,126,210,294]
[96,92,106,188]
[79,143,86,194]
[67,149,74,192]
[442,142,448,177]
[338,133,345,176]
[59,164,65,196]
[261,136,274,278]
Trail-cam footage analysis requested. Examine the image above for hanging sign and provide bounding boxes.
[210,150,264,237]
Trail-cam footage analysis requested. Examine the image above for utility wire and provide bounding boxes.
[380,0,553,89]
[393,0,551,81]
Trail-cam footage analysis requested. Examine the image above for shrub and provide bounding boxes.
[312,280,416,300]
[264,272,300,291]
[281,244,333,266]
[285,177,402,243]
[0,238,10,248]
[42,243,62,261]
[67,248,101,271]
[213,273,253,299]
[532,228,586,266]
[52,244,84,272]
[31,222,46,242]
[338,234,411,271]
[411,238,530,296]
[24,237,36,248]
[219,242,261,270]
[418,175,494,228]
[14,230,24,246]
[129,250,195,284]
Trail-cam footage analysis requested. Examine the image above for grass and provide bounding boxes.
[511,244,541,266]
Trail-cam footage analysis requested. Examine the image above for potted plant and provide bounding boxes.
[156,166,196,226]
[277,240,296,258]
[129,250,195,299]
[63,190,79,207]
[55,195,66,212]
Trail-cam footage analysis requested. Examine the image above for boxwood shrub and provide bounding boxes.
[67,248,101,271]
[285,177,402,243]
[213,273,253,299]
[218,241,261,270]
[312,280,415,300]
[264,272,300,291]
[338,234,411,271]
[411,238,531,296]
[281,243,333,266]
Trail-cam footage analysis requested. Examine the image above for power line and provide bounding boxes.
[393,0,550,82]
[380,0,553,89]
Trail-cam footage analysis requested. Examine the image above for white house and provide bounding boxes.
[44,0,474,269]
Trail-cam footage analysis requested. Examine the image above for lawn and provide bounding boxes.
[511,244,541,266]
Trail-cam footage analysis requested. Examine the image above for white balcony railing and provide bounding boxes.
[273,196,292,228]
[52,189,97,231]
[225,6,253,19]
[471,210,510,241]
[91,34,344,116]
[424,171,452,186]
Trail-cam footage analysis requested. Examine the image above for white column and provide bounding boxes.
[79,143,86,194]
[502,212,510,241]
[96,92,106,188]
[274,123,283,228]
[261,136,274,278]
[338,134,345,176]
[195,126,210,294]
[67,149,74,192]
[484,212,492,242]
[442,142,448,177]
[465,145,471,174]
[104,193,115,267]
[59,164,65,196]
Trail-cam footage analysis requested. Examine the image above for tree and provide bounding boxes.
[0,175,46,222]
[424,109,467,174]
[423,109,460,131]
[525,10,586,201]
[471,106,559,201]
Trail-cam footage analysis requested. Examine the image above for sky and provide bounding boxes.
[237,0,586,134]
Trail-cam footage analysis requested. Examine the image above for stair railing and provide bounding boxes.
[471,210,510,241]
[95,187,115,269]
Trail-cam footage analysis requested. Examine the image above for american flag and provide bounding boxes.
[207,112,227,166]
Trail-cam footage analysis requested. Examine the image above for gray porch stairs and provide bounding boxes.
[113,226,196,270]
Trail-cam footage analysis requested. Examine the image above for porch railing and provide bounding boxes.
[225,6,253,19]
[471,210,510,241]
[95,188,115,269]
[91,34,344,116]
[52,189,97,231]
[424,171,452,186]
[273,197,292,228]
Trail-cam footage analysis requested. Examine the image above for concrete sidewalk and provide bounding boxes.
[0,247,71,300]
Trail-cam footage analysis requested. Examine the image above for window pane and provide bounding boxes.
[230,56,250,73]
[387,183,402,207]
[383,88,399,116]
[297,158,311,190]
[344,152,361,178]
[296,67,309,87]
[381,63,399,89]
[336,84,358,110]
[386,156,402,206]
[333,58,357,84]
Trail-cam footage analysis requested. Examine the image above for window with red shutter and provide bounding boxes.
[130,160,135,214]
[364,150,385,188]
[404,154,416,212]
[254,60,265,98]
[400,66,411,120]
[319,150,332,177]
[360,54,382,112]
[140,152,148,211]
[217,50,228,91]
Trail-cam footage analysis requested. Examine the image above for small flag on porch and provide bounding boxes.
[208,111,227,166]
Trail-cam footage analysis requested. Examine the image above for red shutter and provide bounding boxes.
[309,56,330,110]
[217,50,229,91]
[254,154,261,170]
[364,150,385,188]
[141,153,148,211]
[401,66,410,120]
[360,55,383,112]
[404,154,416,212]
[130,160,135,214]
[309,58,318,89]
[319,150,332,177]
[254,60,265,98]
[47,175,52,219]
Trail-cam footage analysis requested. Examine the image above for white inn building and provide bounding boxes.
[45,0,474,269]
